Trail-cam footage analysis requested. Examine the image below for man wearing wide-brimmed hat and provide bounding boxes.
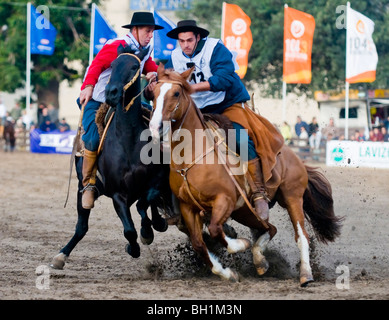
[164,20,284,222]
[78,12,163,210]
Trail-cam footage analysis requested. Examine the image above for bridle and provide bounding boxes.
[153,77,269,228]
[157,79,193,137]
[111,52,146,112]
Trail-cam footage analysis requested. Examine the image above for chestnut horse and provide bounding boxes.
[149,65,343,286]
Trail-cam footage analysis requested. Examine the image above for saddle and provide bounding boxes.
[75,103,152,156]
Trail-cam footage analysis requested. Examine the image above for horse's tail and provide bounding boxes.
[303,165,344,243]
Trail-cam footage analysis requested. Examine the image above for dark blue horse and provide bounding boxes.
[50,45,174,269]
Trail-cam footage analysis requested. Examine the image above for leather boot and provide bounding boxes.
[247,157,269,221]
[81,149,98,209]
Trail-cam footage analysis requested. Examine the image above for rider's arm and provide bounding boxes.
[207,42,237,92]
[81,40,126,90]
[143,56,158,74]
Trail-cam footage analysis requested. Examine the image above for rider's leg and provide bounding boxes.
[78,98,101,209]
[232,122,269,221]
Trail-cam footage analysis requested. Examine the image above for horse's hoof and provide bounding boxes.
[300,277,314,287]
[140,228,154,245]
[125,243,140,258]
[153,218,168,232]
[229,270,240,282]
[255,259,269,276]
[50,253,68,270]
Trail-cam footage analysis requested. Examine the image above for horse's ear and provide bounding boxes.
[136,47,150,61]
[157,63,165,78]
[117,44,126,55]
[181,66,195,81]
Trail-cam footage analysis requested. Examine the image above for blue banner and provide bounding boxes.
[30,129,76,154]
[93,5,117,54]
[30,4,57,55]
[130,0,192,11]
[153,11,176,60]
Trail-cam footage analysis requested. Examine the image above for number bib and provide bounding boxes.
[171,38,226,109]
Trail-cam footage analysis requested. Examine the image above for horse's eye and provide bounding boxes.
[174,91,180,97]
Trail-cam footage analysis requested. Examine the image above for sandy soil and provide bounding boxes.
[0,151,388,301]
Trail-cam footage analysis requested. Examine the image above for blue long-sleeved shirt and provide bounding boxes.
[165,40,250,114]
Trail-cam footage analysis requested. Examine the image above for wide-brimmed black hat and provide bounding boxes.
[166,20,209,39]
[122,12,164,30]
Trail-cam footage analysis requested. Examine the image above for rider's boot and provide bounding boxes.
[247,157,270,221]
[81,149,98,209]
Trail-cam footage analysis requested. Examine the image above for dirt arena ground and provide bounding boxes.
[1,151,388,302]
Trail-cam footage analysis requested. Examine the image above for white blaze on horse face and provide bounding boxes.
[150,83,172,140]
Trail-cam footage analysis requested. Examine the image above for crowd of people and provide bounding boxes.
[280,115,389,152]
[0,97,71,152]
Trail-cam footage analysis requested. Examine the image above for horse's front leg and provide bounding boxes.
[50,190,91,269]
[112,193,140,258]
[136,197,154,245]
[180,202,239,282]
[208,194,251,254]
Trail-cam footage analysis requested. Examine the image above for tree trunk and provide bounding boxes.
[36,79,60,109]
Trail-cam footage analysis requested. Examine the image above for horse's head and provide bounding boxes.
[105,44,149,109]
[149,63,194,141]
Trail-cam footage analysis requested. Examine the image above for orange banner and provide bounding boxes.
[283,6,315,83]
[221,2,253,79]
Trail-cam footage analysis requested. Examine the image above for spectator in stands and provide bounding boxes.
[58,117,71,132]
[308,116,322,149]
[381,126,389,142]
[39,107,57,132]
[37,102,46,126]
[0,97,7,137]
[295,115,309,138]
[354,129,365,142]
[322,117,340,140]
[384,116,389,131]
[47,104,59,127]
[21,109,33,131]
[371,127,384,141]
[280,121,292,145]
[10,102,22,122]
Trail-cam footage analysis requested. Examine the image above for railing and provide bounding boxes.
[288,138,326,162]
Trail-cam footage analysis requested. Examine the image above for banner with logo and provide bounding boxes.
[326,140,389,169]
[153,11,177,60]
[346,6,378,83]
[30,129,76,154]
[221,2,253,79]
[92,4,117,54]
[283,6,315,83]
[30,4,57,55]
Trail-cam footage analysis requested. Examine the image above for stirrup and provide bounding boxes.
[80,183,98,196]
[252,191,270,203]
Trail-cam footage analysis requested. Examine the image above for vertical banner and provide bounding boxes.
[30,4,57,55]
[283,6,315,83]
[221,2,253,79]
[346,6,378,83]
[92,4,117,55]
[153,11,176,60]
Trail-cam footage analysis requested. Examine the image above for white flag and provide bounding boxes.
[346,6,378,83]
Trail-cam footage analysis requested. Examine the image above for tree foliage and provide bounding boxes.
[182,0,389,97]
[0,0,97,107]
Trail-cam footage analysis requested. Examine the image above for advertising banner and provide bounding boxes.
[30,129,76,154]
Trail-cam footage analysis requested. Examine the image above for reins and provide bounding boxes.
[116,53,147,112]
[157,78,269,229]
